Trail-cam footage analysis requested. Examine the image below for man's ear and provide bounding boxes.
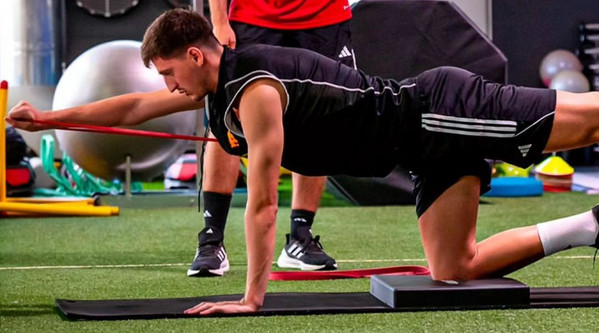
[187,47,204,66]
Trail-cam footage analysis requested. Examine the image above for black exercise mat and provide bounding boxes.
[56,287,599,321]
[530,287,599,308]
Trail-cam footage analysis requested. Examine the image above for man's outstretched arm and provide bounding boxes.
[6,88,203,131]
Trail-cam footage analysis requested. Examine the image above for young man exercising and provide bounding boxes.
[7,9,599,315]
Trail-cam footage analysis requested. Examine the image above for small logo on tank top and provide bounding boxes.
[227,130,240,148]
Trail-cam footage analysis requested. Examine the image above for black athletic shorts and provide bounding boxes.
[404,67,557,217]
[230,20,356,68]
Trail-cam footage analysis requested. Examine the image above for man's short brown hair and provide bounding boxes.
[141,9,218,67]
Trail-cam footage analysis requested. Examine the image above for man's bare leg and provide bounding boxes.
[420,91,599,280]
[419,176,546,280]
[544,90,599,152]
[291,174,326,212]
[202,141,241,194]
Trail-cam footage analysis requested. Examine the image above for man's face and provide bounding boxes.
[153,50,207,101]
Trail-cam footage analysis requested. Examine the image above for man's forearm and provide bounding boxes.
[41,93,143,126]
[243,208,277,307]
[39,89,202,127]
[208,0,230,26]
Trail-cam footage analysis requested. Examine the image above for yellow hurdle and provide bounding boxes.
[5,197,97,205]
[1,80,8,201]
[0,201,119,216]
[0,80,119,217]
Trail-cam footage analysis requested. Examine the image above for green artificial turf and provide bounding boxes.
[1,192,598,332]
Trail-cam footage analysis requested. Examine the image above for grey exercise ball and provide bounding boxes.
[549,70,590,93]
[52,40,197,181]
[539,49,583,87]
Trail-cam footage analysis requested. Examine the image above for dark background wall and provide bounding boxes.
[493,0,599,87]
[62,0,210,67]
[64,0,599,88]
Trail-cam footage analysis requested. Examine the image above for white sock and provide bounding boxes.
[536,210,599,256]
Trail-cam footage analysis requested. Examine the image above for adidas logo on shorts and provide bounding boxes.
[518,144,532,157]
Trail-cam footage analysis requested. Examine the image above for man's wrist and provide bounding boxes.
[242,293,264,309]
[211,16,230,26]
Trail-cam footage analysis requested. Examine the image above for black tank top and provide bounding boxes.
[207,44,419,177]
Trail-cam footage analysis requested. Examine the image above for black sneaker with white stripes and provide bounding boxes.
[187,227,229,277]
[277,234,337,271]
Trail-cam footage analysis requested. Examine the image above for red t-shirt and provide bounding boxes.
[228,0,352,30]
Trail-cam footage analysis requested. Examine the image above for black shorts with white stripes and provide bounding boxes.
[405,67,556,216]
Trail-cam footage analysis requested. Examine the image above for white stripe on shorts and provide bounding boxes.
[421,113,517,138]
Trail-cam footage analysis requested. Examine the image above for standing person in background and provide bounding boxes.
[188,0,356,277]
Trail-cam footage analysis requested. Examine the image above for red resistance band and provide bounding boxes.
[269,265,430,281]
[23,119,430,281]
[27,119,217,142]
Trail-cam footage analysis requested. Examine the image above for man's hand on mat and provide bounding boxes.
[184,298,259,315]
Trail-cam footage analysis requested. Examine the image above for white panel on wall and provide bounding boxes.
[450,0,492,37]
[349,0,492,37]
